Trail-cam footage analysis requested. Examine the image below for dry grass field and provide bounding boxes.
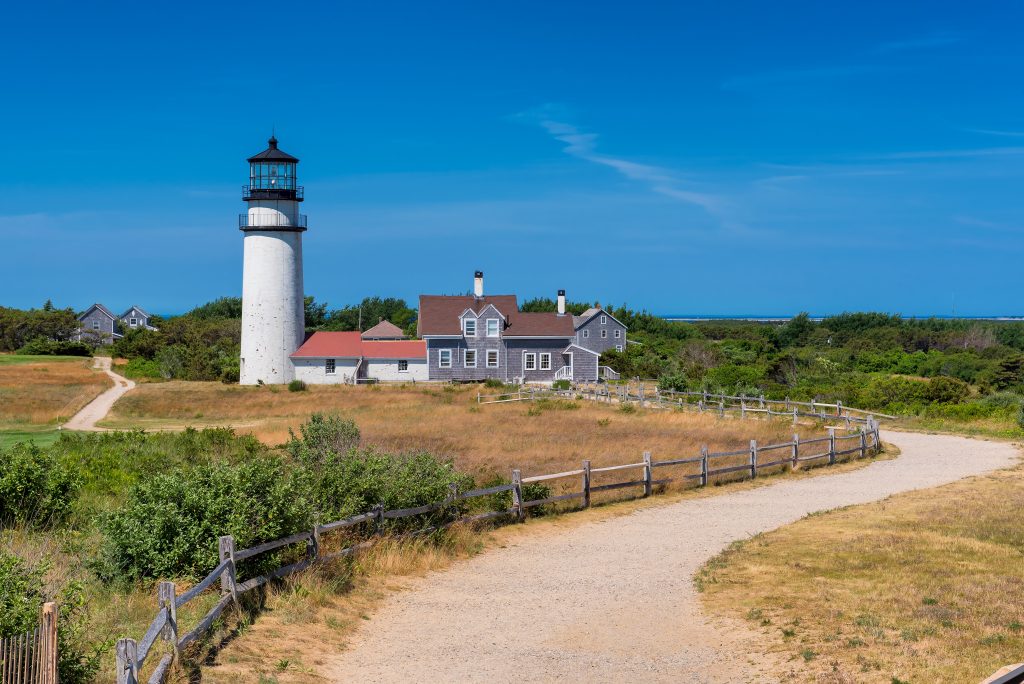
[0,355,108,429]
[697,464,1024,683]
[101,382,824,482]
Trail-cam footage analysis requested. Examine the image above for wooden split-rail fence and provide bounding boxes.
[479,383,896,426]
[0,603,58,684]
[115,419,883,683]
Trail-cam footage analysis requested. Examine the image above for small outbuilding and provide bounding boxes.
[291,331,427,384]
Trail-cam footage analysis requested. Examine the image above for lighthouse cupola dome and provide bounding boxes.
[244,135,302,201]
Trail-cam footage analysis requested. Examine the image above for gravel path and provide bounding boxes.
[64,357,135,431]
[325,431,1019,683]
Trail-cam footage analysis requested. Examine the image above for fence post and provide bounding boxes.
[749,440,758,479]
[836,400,843,418]
[511,469,524,521]
[116,638,139,684]
[158,581,178,656]
[785,396,790,411]
[643,451,652,497]
[719,400,725,417]
[740,398,746,419]
[40,601,58,684]
[859,427,867,459]
[791,434,800,470]
[700,445,709,486]
[792,407,798,425]
[582,460,591,508]
[309,519,321,563]
[219,535,238,604]
[828,428,836,465]
[759,394,765,408]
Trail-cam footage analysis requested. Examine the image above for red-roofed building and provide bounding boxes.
[291,332,427,383]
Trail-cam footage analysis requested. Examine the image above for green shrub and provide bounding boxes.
[0,551,103,683]
[619,402,637,414]
[97,456,311,582]
[288,379,307,392]
[552,379,571,390]
[15,337,92,356]
[286,413,360,462]
[0,443,80,527]
[121,357,162,379]
[483,378,509,389]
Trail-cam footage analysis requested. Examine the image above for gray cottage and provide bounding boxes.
[573,307,628,355]
[75,303,122,343]
[120,306,156,331]
[418,273,602,384]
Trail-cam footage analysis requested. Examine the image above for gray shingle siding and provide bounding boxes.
[575,313,626,355]
[121,307,150,330]
[567,346,599,382]
[503,339,571,382]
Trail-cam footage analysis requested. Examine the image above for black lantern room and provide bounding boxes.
[243,136,304,201]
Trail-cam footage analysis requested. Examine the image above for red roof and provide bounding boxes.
[362,340,426,359]
[291,332,425,359]
[291,331,362,358]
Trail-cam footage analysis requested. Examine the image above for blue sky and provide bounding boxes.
[2,1,1022,316]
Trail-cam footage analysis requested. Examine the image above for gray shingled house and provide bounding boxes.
[120,305,156,331]
[76,303,122,343]
[418,272,602,384]
[573,307,628,355]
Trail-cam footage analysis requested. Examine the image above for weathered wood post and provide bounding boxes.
[511,469,524,521]
[158,581,179,656]
[836,399,843,418]
[643,451,652,497]
[40,601,58,684]
[719,399,725,417]
[740,397,746,419]
[700,445,709,486]
[827,428,836,465]
[116,638,139,684]
[759,394,765,409]
[697,399,704,413]
[749,440,758,479]
[785,396,791,411]
[792,407,798,425]
[859,427,867,459]
[582,459,591,508]
[810,398,816,415]
[219,535,238,604]
[309,519,321,563]
[791,434,800,470]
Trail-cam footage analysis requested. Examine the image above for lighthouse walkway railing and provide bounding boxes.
[114,416,883,683]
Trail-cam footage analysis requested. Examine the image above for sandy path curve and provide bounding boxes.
[64,356,135,431]
[325,431,1019,683]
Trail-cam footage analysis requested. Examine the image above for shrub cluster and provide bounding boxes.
[16,337,92,356]
[0,443,80,527]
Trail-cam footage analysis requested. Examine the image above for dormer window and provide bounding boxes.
[463,318,477,337]
[486,318,499,337]
[600,315,607,324]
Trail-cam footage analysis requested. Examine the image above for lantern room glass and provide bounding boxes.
[249,162,296,190]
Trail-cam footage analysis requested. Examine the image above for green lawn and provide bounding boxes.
[0,354,93,365]
[0,427,65,449]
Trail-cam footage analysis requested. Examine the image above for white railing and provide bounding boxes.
[554,366,573,380]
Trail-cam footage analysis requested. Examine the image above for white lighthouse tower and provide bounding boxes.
[239,136,306,385]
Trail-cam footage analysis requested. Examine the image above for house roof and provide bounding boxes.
[78,303,117,321]
[503,312,575,338]
[573,307,627,331]
[291,332,426,360]
[291,332,362,358]
[120,305,151,319]
[361,320,406,339]
[418,295,518,336]
[563,343,600,356]
[247,136,299,163]
[362,340,426,359]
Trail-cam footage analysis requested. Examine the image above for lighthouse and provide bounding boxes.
[239,136,306,385]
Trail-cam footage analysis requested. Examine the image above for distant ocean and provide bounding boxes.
[660,315,1024,322]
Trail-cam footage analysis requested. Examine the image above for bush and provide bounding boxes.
[120,357,162,379]
[288,379,308,392]
[16,337,92,356]
[552,379,571,390]
[97,456,311,582]
[286,413,361,463]
[0,443,80,527]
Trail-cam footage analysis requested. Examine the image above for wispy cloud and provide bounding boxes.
[522,111,745,232]
[872,31,965,55]
[965,128,1024,138]
[860,146,1024,161]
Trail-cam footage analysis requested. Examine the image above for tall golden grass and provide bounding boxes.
[0,358,109,426]
[698,465,1024,683]
[104,382,820,479]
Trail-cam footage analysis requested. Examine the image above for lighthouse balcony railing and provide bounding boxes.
[238,213,308,229]
[242,185,304,201]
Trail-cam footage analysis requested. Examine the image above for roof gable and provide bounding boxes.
[120,305,151,319]
[291,331,362,358]
[418,295,518,336]
[79,303,116,321]
[361,320,405,339]
[574,308,627,331]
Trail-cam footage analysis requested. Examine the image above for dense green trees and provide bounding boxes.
[0,304,81,352]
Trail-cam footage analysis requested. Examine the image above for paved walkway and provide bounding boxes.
[64,356,135,431]
[325,430,1019,683]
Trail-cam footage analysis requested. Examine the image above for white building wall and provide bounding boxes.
[365,359,428,382]
[293,358,359,385]
[240,228,305,385]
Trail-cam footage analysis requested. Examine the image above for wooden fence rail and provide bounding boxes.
[0,603,58,684]
[116,419,883,683]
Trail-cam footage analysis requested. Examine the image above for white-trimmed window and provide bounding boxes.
[439,349,452,368]
[582,329,590,338]
[600,315,607,324]
[616,345,623,352]
[325,359,336,375]
[463,318,477,337]
[614,329,621,338]
[92,321,100,330]
[465,349,477,368]
[524,352,537,371]
[539,353,551,370]
[398,359,409,372]
[486,318,500,337]
[486,349,499,368]
[130,318,138,327]
[601,330,607,338]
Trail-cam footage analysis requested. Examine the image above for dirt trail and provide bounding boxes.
[325,431,1019,683]
[63,357,135,431]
